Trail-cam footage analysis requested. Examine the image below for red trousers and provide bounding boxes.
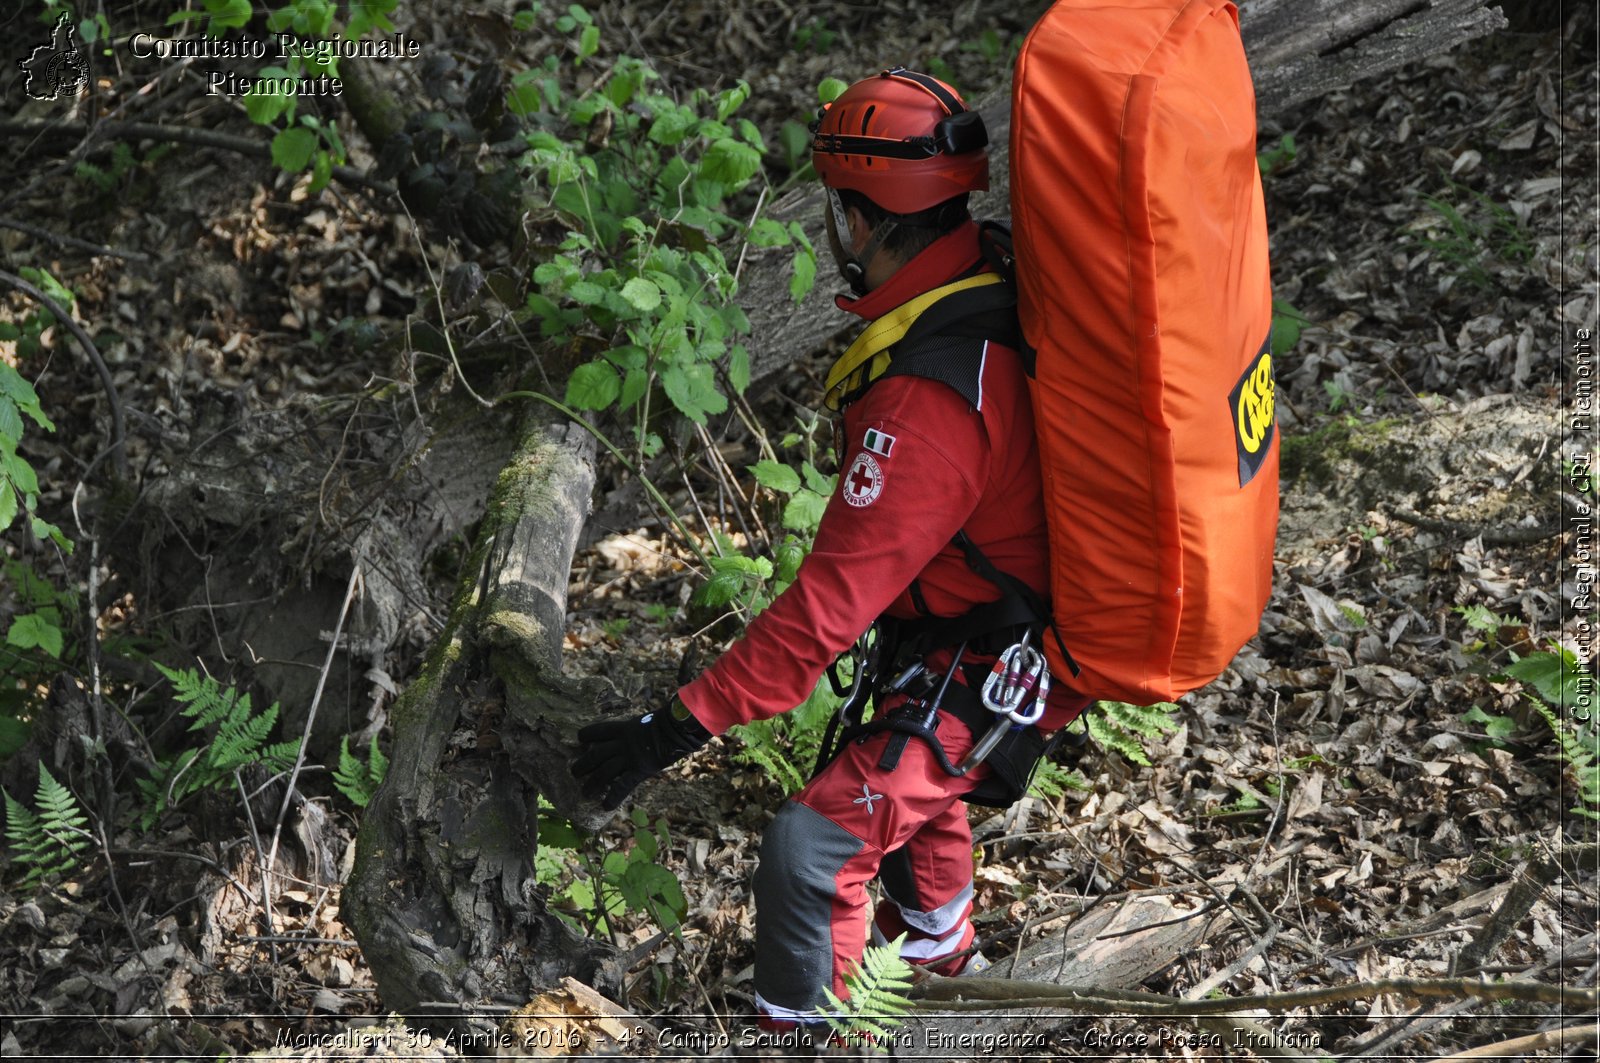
[752,711,988,1020]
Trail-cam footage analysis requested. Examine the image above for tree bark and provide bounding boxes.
[344,417,626,1038]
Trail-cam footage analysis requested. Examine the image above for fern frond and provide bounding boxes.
[1027,758,1090,799]
[144,666,303,824]
[822,934,914,1051]
[1532,699,1600,822]
[1086,701,1179,767]
[731,727,808,794]
[4,765,90,889]
[332,734,388,808]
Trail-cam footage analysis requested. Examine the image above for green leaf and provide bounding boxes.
[199,0,251,30]
[801,463,834,495]
[774,537,806,586]
[660,364,727,425]
[715,81,751,122]
[0,715,28,759]
[620,277,662,313]
[782,490,827,534]
[271,127,318,172]
[789,245,817,303]
[700,138,762,188]
[1506,649,1592,708]
[6,613,63,659]
[749,461,801,494]
[0,397,21,443]
[648,107,695,146]
[309,149,334,193]
[746,218,789,248]
[0,485,16,533]
[818,77,849,104]
[577,24,600,61]
[565,361,622,411]
[727,345,750,394]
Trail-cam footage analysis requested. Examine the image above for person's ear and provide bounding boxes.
[844,205,873,254]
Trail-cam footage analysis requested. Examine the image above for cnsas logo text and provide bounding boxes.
[1228,346,1276,486]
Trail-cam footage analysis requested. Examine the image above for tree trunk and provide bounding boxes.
[344,417,625,1038]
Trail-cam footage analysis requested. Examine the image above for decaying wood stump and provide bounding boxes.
[344,418,625,1038]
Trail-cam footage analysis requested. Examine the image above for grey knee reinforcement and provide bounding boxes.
[753,802,866,1014]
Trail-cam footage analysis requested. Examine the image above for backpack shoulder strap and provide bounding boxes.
[881,279,1019,408]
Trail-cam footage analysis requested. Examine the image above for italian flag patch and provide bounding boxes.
[862,428,896,458]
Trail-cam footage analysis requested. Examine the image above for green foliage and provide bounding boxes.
[1085,701,1180,767]
[1505,648,1599,823]
[137,665,301,829]
[1271,299,1310,358]
[332,734,388,808]
[730,676,843,795]
[1,272,72,548]
[1257,133,1298,176]
[821,933,914,1053]
[172,0,360,189]
[1026,756,1089,800]
[3,765,91,890]
[1529,697,1599,823]
[538,805,688,934]
[514,31,815,457]
[1410,181,1535,292]
[792,19,837,54]
[73,142,169,194]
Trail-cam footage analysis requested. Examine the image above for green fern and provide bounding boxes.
[1026,757,1090,799]
[1529,699,1600,822]
[731,675,841,795]
[1086,701,1180,767]
[822,933,915,1053]
[4,765,91,889]
[332,734,389,808]
[138,664,301,829]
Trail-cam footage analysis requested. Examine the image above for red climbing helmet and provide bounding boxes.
[811,67,990,217]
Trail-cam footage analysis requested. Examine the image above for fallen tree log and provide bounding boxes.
[739,0,1507,386]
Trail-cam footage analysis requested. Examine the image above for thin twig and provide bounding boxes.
[0,119,396,196]
[0,216,150,262]
[0,268,128,482]
[1429,1022,1600,1060]
[265,551,364,886]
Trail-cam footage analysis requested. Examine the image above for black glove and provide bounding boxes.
[573,699,711,810]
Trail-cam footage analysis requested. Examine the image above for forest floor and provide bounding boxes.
[0,1,1596,1060]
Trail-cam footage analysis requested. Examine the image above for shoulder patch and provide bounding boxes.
[862,428,896,457]
[842,452,885,508]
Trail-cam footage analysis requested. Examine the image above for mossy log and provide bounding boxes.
[344,418,624,1038]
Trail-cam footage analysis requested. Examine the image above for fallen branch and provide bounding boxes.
[0,266,127,482]
[1391,507,1564,545]
[0,216,150,262]
[913,975,1593,1013]
[1431,1022,1600,1061]
[0,120,396,197]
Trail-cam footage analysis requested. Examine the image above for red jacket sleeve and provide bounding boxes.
[678,377,990,735]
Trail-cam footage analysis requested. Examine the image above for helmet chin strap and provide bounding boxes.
[830,187,898,296]
[843,221,898,295]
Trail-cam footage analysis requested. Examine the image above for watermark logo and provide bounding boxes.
[20,13,89,101]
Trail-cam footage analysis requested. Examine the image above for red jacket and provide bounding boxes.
[679,223,1089,735]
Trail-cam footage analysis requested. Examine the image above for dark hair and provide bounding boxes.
[837,188,970,261]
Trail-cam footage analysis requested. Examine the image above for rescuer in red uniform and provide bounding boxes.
[574,67,1090,1036]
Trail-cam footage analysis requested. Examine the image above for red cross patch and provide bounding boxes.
[843,452,884,508]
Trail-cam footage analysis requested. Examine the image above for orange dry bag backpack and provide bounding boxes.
[1011,0,1278,704]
